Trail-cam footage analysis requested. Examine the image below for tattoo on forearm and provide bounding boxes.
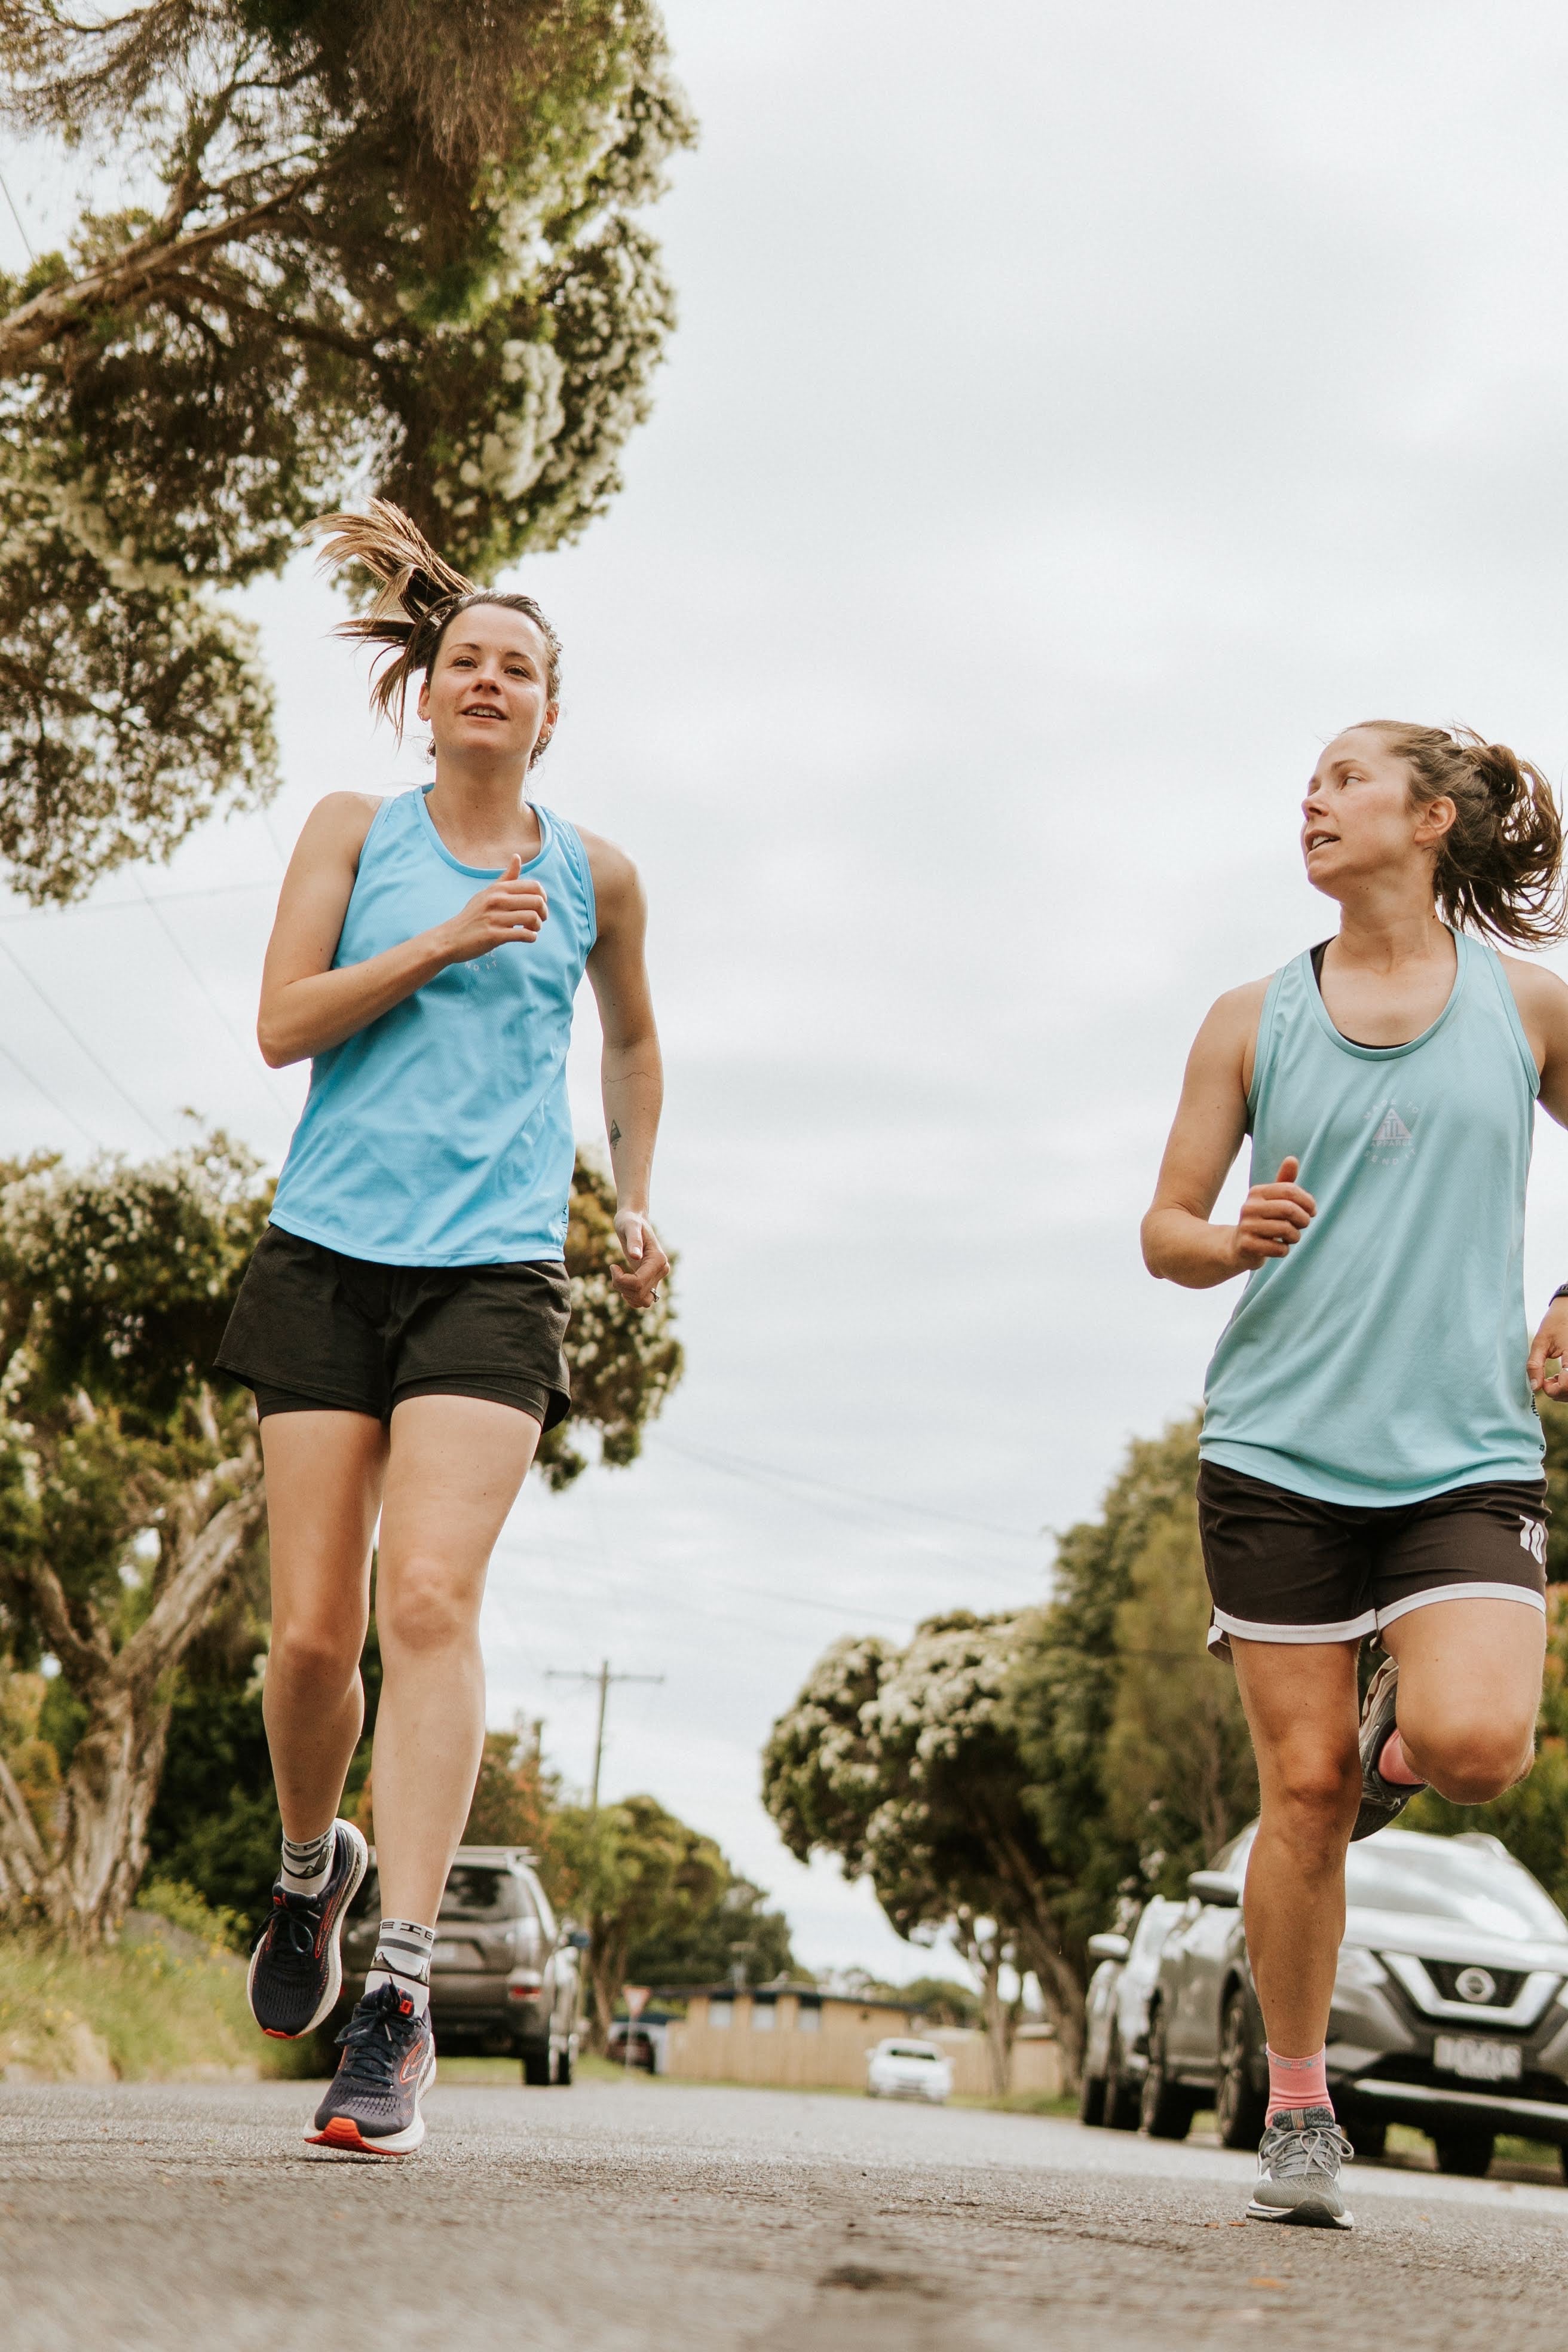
[609,1120,622,1146]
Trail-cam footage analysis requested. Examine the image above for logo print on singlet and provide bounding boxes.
[1365,1099,1420,1166]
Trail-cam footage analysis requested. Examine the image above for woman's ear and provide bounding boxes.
[416,672,432,722]
[1413,793,1456,851]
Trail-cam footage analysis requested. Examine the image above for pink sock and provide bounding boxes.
[1266,2046,1331,2121]
[1377,1729,1425,1787]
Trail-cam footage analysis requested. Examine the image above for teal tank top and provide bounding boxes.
[270,787,596,1267]
[1200,933,1544,1505]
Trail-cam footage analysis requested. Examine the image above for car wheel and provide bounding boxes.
[1432,2127,1494,2178]
[1078,2061,1107,2127]
[551,2036,575,2086]
[1350,2116,1386,2162]
[521,2044,551,2087]
[1104,2026,1141,2132]
[1139,2005,1195,2142]
[1215,1986,1268,2150]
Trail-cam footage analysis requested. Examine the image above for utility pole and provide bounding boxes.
[544,1658,664,1808]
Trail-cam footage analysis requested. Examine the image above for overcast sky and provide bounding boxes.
[6,2,1568,1980]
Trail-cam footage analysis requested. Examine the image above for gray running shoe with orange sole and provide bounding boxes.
[1248,2106,1355,2228]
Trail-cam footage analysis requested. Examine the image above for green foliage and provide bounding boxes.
[0,0,695,900]
[462,1719,557,1848]
[627,1873,795,1989]
[1539,1399,1568,1582]
[134,1878,245,1958]
[0,1921,285,2079]
[870,1974,979,2028]
[542,1792,727,2041]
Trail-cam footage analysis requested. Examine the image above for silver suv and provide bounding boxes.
[1139,1824,1568,2177]
[339,1845,583,2085]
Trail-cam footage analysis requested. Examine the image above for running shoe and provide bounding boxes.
[246,1818,368,2039]
[305,1979,437,2156]
[1247,2106,1355,2228]
[1351,1655,1425,1841]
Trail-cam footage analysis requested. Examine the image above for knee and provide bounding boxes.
[268,1619,363,1693]
[1417,1716,1534,1806]
[378,1558,476,1656]
[1266,1748,1362,1842]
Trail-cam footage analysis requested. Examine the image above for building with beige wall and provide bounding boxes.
[660,1985,1062,2100]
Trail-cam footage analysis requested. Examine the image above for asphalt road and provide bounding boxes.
[4,2077,1568,2350]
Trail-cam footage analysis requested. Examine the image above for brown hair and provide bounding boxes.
[1355,720,1566,948]
[308,501,562,758]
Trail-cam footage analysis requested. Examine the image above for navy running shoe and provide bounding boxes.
[246,1819,368,2039]
[306,1979,436,2156]
[1352,1656,1426,1842]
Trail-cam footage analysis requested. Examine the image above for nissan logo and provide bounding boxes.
[1454,1967,1497,2005]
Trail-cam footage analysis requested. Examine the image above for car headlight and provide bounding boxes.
[1334,1946,1389,1991]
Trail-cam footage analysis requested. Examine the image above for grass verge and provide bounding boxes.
[0,1881,300,2083]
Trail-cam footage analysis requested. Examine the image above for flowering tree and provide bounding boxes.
[0,0,694,900]
[762,1613,1091,2080]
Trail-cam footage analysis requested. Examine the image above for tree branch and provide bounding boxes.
[120,1446,264,1693]
[0,1742,47,1902]
[16,1553,114,1698]
[0,166,325,378]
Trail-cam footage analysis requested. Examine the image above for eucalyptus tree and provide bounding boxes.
[0,1,693,900]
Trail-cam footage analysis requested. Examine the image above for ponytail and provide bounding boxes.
[307,500,562,748]
[1360,720,1566,948]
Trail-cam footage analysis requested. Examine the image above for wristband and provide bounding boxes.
[1553,1285,1568,1306]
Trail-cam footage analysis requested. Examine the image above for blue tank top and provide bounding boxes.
[270,787,596,1267]
[1200,932,1544,1506]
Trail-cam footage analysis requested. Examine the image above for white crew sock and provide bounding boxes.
[365,1918,437,2017]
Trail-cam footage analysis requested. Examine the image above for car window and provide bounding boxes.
[1345,1835,1568,1941]
[439,1866,529,1921]
[884,2043,939,2060]
[1131,1899,1178,1958]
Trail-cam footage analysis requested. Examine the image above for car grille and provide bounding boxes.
[1423,1962,1527,2007]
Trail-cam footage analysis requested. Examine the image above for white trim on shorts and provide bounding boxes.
[1208,1604,1376,1651]
[1375,1582,1547,1633]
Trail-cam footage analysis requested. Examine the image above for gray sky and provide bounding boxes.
[5,1,1568,1979]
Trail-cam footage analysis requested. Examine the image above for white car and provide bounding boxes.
[866,2038,953,2103]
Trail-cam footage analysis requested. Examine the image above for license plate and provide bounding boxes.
[1434,2034,1522,2082]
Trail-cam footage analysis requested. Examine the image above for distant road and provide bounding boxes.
[2,2078,1566,2349]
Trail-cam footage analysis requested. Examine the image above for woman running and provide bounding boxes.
[218,503,668,2155]
[1143,721,1568,2230]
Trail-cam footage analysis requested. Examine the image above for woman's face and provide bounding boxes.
[1300,727,1454,900]
[417,604,557,767]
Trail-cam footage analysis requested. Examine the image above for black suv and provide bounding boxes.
[340,1845,583,2084]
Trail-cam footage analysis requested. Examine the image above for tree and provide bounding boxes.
[762,1613,1088,2083]
[461,1717,556,1850]
[627,1872,795,1990]
[0,1134,272,1940]
[1,1141,683,1941]
[0,1,694,901]
[542,1793,725,2048]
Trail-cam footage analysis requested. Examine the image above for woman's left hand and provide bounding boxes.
[1527,1296,1568,1396]
[612,1211,670,1310]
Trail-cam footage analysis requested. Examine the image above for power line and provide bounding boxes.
[0,1033,98,1147]
[653,1434,1042,1544]
[132,875,296,1118]
[0,168,35,264]
[0,938,169,1148]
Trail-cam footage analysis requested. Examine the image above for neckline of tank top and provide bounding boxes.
[1304,930,1467,1058]
[413,783,553,880]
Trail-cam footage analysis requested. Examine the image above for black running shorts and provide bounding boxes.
[1196,1460,1548,1658]
[215,1224,571,1430]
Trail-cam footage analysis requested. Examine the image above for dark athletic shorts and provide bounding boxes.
[215,1224,571,1431]
[1196,1460,1548,1658]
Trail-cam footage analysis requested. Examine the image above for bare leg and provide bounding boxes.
[1381,1598,1544,1801]
[1231,1640,1362,2057]
[260,1409,387,1844]
[370,1395,540,1927]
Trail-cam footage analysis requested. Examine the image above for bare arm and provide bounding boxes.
[1500,957,1568,1396]
[256,795,550,1068]
[1141,977,1317,1289]
[581,829,668,1309]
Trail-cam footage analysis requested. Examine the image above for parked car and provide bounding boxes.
[866,2038,953,2102]
[1139,1823,1568,2176]
[339,1845,583,2085]
[1079,1897,1186,2130]
[607,2022,658,2072]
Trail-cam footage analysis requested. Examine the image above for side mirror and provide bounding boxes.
[565,1928,591,1951]
[1187,1870,1241,1908]
[1087,1931,1131,1963]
